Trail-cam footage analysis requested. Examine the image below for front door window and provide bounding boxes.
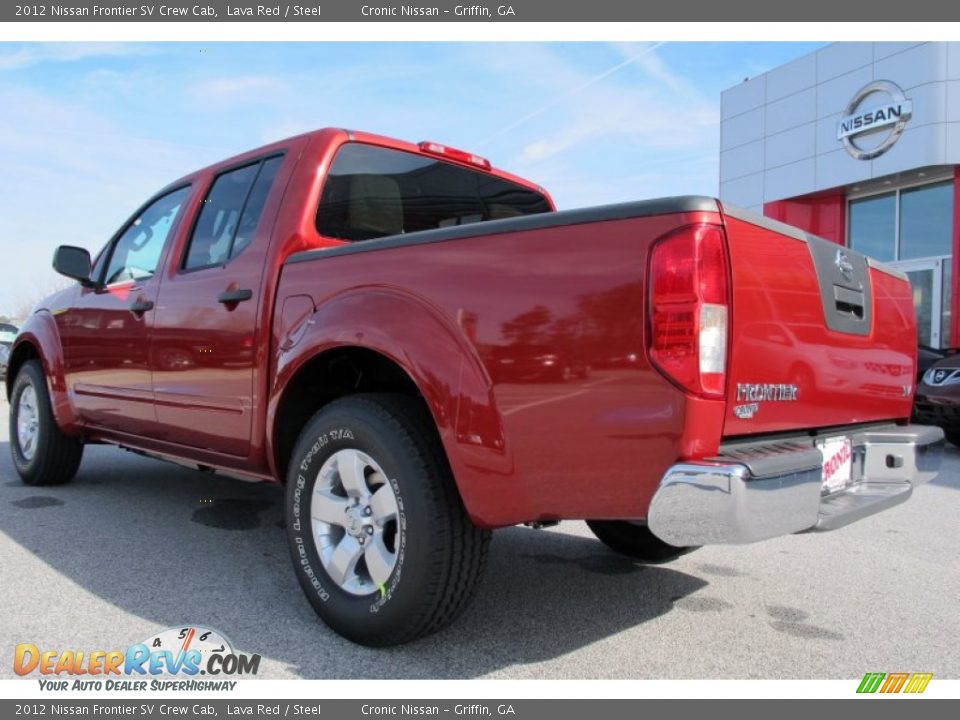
[100,186,190,285]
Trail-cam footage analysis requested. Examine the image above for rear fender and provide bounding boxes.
[269,287,516,526]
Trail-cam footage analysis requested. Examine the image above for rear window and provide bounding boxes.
[315,143,551,242]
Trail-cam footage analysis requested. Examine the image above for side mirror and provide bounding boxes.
[52,245,94,287]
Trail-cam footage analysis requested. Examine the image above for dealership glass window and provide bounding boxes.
[899,181,953,260]
[848,180,955,349]
[905,268,934,348]
[848,181,954,263]
[849,192,896,262]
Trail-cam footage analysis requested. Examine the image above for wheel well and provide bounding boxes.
[274,347,422,480]
[6,342,39,400]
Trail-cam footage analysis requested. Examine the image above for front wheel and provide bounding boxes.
[9,359,83,486]
[285,394,490,646]
[586,520,696,563]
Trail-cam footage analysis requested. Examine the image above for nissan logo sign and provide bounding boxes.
[837,80,912,160]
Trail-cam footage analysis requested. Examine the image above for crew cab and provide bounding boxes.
[7,128,943,646]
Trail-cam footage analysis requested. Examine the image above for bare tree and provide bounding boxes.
[9,278,73,326]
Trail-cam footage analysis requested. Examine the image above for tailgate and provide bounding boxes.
[721,205,916,436]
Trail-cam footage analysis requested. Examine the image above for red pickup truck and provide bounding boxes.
[7,128,943,646]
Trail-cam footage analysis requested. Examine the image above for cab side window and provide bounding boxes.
[183,155,283,271]
[102,186,190,285]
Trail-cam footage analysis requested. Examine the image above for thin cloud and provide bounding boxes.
[478,42,667,146]
[455,43,721,209]
[611,41,699,98]
[187,74,288,102]
[505,47,718,167]
[0,43,149,71]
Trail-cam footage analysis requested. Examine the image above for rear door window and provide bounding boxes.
[183,155,283,271]
[232,155,284,258]
[315,143,551,242]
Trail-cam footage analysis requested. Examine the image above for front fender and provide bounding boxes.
[8,311,82,435]
[268,287,524,527]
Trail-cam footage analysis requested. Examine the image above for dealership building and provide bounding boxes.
[720,42,960,349]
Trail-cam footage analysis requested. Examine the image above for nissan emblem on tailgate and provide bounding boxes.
[835,250,854,282]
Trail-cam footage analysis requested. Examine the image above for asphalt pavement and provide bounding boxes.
[1,395,958,679]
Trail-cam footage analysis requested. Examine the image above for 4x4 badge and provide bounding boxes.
[734,403,759,419]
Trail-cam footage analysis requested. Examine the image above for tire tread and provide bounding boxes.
[353,394,490,644]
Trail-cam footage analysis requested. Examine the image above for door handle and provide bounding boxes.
[217,288,253,304]
[130,298,154,314]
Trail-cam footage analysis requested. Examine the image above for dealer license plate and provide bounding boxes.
[817,436,853,494]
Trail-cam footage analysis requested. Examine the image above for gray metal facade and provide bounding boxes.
[719,42,960,212]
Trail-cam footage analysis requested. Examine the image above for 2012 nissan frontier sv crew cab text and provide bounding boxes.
[8,128,943,645]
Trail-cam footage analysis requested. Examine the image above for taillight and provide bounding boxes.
[649,224,729,398]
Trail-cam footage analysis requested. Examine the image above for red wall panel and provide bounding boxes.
[763,192,847,245]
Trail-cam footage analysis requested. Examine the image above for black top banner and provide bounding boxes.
[4,0,960,22]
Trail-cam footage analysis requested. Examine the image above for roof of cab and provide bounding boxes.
[160,127,551,205]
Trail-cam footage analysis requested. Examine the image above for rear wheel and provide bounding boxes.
[586,520,696,563]
[285,393,490,646]
[9,360,83,486]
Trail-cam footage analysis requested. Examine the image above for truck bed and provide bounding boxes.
[276,196,917,527]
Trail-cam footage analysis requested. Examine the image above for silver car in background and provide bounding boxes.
[0,323,18,381]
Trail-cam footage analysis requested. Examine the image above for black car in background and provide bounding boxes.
[918,345,947,383]
[915,346,960,446]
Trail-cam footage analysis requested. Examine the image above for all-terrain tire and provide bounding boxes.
[285,393,491,646]
[9,359,83,486]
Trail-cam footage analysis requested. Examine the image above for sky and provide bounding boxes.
[0,41,825,317]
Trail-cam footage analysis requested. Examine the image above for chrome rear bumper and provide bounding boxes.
[647,424,944,546]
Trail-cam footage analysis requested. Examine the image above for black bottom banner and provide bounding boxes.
[1,700,957,720]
